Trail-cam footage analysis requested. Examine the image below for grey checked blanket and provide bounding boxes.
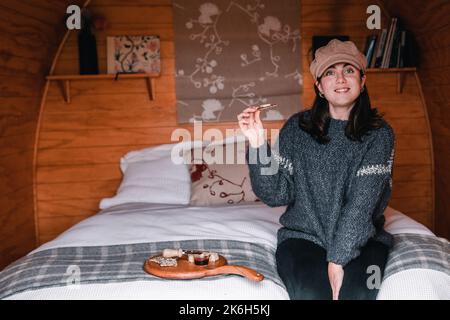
[1,234,449,299]
[0,239,283,299]
[383,233,449,279]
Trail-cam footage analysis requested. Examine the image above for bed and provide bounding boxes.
[1,140,449,300]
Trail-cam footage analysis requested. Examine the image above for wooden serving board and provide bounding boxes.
[144,254,264,282]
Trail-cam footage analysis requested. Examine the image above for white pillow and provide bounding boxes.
[384,206,434,236]
[99,141,203,209]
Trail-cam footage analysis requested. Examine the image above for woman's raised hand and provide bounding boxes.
[237,106,265,148]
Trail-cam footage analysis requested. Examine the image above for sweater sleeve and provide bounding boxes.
[245,116,296,207]
[327,125,395,266]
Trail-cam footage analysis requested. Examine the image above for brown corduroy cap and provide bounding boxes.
[309,39,367,81]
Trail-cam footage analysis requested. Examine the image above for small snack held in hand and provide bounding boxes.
[254,103,278,111]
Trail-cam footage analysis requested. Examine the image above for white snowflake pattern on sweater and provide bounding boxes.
[273,152,294,175]
[356,148,395,187]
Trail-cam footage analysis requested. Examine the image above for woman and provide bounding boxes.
[237,39,394,300]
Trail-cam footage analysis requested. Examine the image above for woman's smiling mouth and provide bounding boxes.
[334,88,350,93]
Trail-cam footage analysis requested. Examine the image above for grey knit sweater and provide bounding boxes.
[246,110,394,266]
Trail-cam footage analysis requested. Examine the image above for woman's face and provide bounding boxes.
[316,63,366,109]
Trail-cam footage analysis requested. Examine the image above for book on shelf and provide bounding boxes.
[368,17,419,70]
[389,18,403,68]
[371,28,387,68]
[396,30,406,68]
[363,34,377,68]
[382,17,397,68]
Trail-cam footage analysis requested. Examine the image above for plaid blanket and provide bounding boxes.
[383,233,449,279]
[0,234,449,299]
[0,239,283,299]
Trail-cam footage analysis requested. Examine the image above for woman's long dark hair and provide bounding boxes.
[299,71,385,144]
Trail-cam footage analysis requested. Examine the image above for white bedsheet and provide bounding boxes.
[6,203,449,300]
[32,202,285,254]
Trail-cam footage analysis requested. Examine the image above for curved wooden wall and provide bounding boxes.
[35,0,435,245]
[380,0,449,243]
[0,0,80,269]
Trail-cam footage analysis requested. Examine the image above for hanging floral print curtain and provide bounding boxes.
[173,0,303,123]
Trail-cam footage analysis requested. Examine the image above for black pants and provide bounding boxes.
[276,238,389,300]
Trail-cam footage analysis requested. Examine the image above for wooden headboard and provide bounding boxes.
[34,0,434,244]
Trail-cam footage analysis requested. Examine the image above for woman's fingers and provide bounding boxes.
[254,110,262,126]
[332,284,338,300]
[242,106,259,113]
[237,114,251,126]
[328,262,344,300]
[238,112,255,126]
[237,105,261,120]
[237,106,264,138]
[237,112,252,122]
[237,116,253,134]
[329,277,339,300]
[332,280,342,300]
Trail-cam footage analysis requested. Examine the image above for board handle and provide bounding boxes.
[206,265,264,282]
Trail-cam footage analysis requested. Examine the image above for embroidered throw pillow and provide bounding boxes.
[189,162,261,206]
[184,138,261,206]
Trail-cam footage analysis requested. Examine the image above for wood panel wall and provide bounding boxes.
[0,0,78,269]
[34,0,435,245]
[379,0,449,243]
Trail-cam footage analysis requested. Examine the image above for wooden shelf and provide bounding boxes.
[366,67,416,73]
[366,68,416,93]
[46,73,159,103]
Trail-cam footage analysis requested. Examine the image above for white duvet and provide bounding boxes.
[6,203,449,300]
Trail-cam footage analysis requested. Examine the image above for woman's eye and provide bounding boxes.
[325,70,334,76]
[344,68,354,74]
